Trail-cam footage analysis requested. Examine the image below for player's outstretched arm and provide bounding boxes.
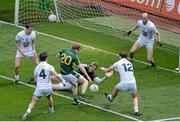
[94,76,106,83]
[100,66,113,73]
[156,32,162,47]
[78,64,92,81]
[124,25,138,36]
[52,71,66,86]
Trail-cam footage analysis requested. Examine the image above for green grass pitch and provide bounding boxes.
[0,21,180,121]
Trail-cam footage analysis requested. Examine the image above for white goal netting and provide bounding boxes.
[16,0,180,54]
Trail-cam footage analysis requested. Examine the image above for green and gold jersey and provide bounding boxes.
[59,49,80,75]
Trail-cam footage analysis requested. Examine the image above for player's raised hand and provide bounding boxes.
[100,67,106,72]
[123,31,132,36]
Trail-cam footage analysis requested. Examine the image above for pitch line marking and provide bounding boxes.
[0,75,142,121]
[0,21,178,121]
[0,21,178,74]
[1,75,179,121]
[152,116,180,121]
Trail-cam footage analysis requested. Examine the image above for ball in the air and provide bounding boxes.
[48,14,56,22]
[89,84,99,93]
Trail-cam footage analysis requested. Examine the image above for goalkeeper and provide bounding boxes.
[52,62,113,90]
[124,13,161,67]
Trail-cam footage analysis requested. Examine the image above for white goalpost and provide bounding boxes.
[14,0,20,25]
[14,0,61,24]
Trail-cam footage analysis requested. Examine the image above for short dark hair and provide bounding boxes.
[89,62,98,68]
[25,22,33,29]
[39,51,48,61]
[72,44,81,50]
[119,51,128,58]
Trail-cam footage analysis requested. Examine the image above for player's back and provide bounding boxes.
[34,61,54,89]
[113,58,136,83]
[60,49,80,75]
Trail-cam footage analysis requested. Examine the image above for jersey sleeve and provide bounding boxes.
[153,25,158,33]
[34,67,37,77]
[58,49,64,55]
[49,65,56,74]
[74,55,80,65]
[32,31,36,40]
[112,61,119,71]
[15,33,21,41]
[137,20,141,28]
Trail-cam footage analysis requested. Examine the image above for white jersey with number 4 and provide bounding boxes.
[34,61,55,89]
[137,20,158,41]
[113,58,136,84]
[15,30,36,53]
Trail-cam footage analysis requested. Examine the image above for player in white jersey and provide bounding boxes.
[22,52,65,120]
[100,51,141,116]
[15,22,39,83]
[124,13,161,67]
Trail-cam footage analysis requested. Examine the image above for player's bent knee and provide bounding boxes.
[78,75,88,84]
[131,91,137,97]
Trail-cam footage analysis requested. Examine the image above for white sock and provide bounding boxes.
[27,108,31,114]
[15,75,19,80]
[134,105,138,113]
[49,107,54,110]
[108,94,113,100]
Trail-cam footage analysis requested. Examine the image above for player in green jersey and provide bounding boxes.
[56,44,91,105]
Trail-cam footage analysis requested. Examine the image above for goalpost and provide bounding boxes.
[14,0,180,72]
[14,0,61,25]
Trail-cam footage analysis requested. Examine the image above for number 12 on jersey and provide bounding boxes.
[122,63,133,72]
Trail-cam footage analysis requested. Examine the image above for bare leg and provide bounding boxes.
[30,55,39,65]
[147,47,155,67]
[105,87,119,102]
[22,96,40,120]
[47,95,53,108]
[129,41,142,61]
[111,87,119,99]
[72,82,80,105]
[131,91,141,116]
[15,57,23,83]
[78,75,88,95]
[47,95,54,113]
[27,96,39,112]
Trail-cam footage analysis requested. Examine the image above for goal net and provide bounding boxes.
[15,0,180,69]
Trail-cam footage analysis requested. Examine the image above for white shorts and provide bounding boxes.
[61,72,80,85]
[56,82,73,90]
[16,50,36,58]
[137,37,154,49]
[33,88,52,97]
[115,82,137,93]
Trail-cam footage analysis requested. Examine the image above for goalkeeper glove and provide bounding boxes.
[124,31,132,36]
[157,41,162,47]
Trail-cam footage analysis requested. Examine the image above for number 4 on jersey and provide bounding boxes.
[39,69,47,79]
